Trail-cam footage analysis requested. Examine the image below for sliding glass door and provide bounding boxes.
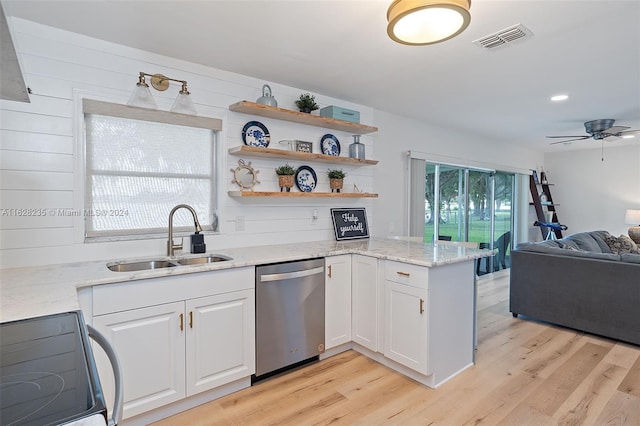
[421,162,514,274]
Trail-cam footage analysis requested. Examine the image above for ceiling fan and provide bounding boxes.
[547,119,639,145]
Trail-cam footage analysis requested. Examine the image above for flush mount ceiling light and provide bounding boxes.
[550,94,569,102]
[387,0,471,46]
[127,72,197,115]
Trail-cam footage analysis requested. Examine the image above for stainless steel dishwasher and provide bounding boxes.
[255,258,325,380]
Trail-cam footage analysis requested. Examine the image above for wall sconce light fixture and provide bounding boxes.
[127,72,197,115]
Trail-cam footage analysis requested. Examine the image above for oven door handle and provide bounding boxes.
[88,325,123,426]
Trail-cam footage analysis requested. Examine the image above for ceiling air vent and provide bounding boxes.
[473,24,532,50]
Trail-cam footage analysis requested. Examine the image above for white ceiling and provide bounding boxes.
[3,0,640,152]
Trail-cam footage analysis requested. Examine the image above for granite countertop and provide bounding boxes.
[0,238,492,323]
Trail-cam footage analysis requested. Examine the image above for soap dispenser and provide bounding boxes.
[190,232,206,254]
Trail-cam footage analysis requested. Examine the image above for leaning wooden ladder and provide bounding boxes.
[529,172,566,240]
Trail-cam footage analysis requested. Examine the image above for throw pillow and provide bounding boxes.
[603,233,640,254]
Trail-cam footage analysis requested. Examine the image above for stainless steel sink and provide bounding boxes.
[175,254,232,266]
[107,254,232,272]
[107,260,178,272]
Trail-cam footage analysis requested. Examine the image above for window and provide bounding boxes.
[83,100,221,239]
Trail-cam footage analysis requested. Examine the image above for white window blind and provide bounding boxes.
[83,101,219,239]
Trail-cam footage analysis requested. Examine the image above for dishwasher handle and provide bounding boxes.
[88,325,123,426]
[259,266,325,282]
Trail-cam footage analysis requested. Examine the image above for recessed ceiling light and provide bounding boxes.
[550,94,569,102]
[622,134,635,139]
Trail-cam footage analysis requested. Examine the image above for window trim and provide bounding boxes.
[82,99,222,131]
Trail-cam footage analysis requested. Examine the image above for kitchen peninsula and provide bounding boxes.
[1,238,491,424]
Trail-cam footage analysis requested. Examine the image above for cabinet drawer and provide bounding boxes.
[384,260,428,287]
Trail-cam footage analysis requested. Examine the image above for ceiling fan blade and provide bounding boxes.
[604,126,631,134]
[546,135,589,138]
[549,136,591,145]
[618,129,640,135]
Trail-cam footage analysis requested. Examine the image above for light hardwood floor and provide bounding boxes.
[154,271,640,425]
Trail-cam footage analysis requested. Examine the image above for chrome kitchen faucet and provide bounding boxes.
[167,204,203,256]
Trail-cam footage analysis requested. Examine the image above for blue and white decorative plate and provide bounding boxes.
[242,121,270,147]
[321,134,341,156]
[295,165,317,192]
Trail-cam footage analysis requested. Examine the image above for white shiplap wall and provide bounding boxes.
[0,18,376,268]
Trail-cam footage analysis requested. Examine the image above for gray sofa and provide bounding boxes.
[510,230,640,346]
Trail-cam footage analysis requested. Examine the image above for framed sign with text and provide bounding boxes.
[295,140,313,153]
[330,208,369,241]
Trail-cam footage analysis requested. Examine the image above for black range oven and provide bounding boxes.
[0,311,122,426]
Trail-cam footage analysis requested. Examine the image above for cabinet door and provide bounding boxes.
[383,281,429,375]
[325,255,352,349]
[92,301,186,419]
[351,254,378,351]
[185,289,255,396]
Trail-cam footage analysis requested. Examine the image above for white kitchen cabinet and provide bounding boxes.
[186,290,254,396]
[92,267,254,420]
[384,280,429,375]
[324,255,352,349]
[351,254,379,351]
[93,301,186,418]
[382,259,475,387]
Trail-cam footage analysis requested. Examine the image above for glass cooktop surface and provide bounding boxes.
[0,311,106,426]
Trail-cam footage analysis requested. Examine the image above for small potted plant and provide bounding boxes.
[327,169,346,193]
[295,93,319,113]
[275,164,296,192]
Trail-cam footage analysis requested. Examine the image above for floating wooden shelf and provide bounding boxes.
[228,145,378,166]
[229,101,378,135]
[228,191,378,198]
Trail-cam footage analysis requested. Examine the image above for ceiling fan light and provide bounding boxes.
[387,0,471,45]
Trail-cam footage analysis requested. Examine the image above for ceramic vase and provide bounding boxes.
[349,135,365,159]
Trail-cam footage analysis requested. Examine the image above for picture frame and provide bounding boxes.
[330,208,369,241]
[295,140,313,153]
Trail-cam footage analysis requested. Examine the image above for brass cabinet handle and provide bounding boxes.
[419,298,424,314]
[189,311,193,329]
[397,271,410,277]
[328,264,332,278]
[179,313,184,331]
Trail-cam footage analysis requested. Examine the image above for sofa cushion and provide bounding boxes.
[564,232,608,252]
[558,239,581,250]
[589,230,615,253]
[603,234,640,254]
[515,241,561,252]
[621,253,640,264]
[515,243,621,261]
